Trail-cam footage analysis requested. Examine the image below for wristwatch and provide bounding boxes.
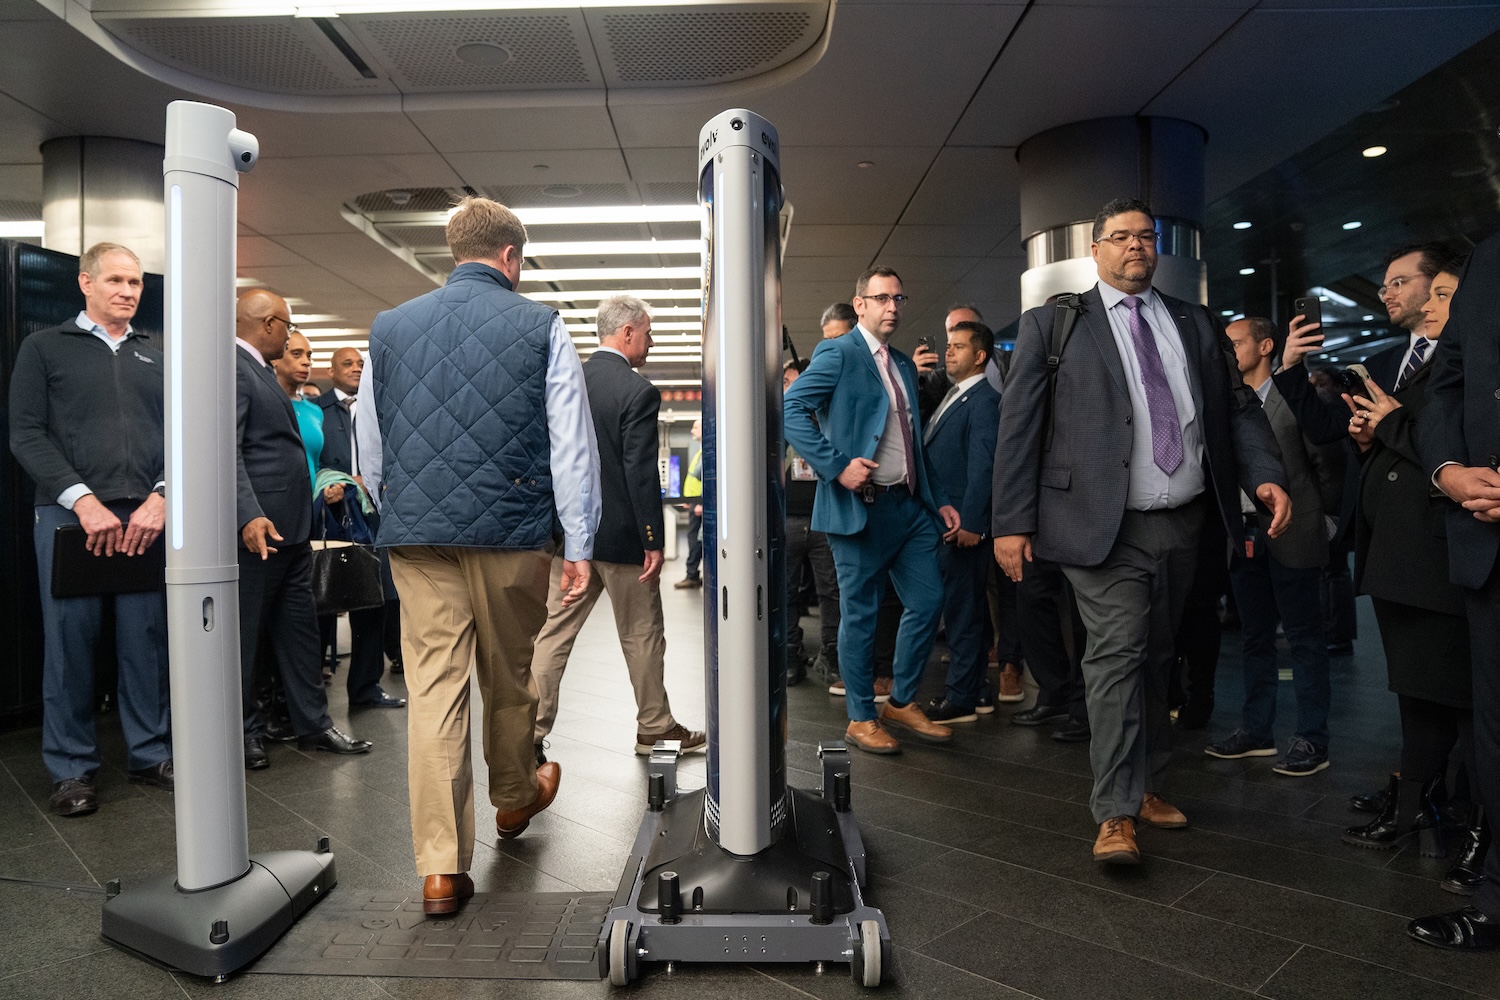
[153,484,166,497]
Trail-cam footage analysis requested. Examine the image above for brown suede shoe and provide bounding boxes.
[998,663,1025,703]
[422,872,474,915]
[845,719,901,754]
[496,761,561,839]
[878,700,953,743]
[1093,817,1140,864]
[1139,792,1188,829]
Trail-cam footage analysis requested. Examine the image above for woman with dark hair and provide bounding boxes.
[1278,259,1487,893]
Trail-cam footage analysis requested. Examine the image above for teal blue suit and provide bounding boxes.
[784,328,949,723]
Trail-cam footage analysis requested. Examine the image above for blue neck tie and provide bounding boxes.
[1397,337,1429,389]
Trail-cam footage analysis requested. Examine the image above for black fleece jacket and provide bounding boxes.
[8,320,165,506]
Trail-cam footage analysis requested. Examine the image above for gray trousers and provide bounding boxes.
[1062,500,1204,823]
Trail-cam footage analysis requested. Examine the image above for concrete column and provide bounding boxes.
[1017,117,1206,310]
[42,136,165,273]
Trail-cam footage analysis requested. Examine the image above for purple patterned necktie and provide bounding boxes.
[1123,295,1184,475]
[877,345,917,494]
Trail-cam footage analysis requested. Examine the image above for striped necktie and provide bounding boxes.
[1396,337,1430,390]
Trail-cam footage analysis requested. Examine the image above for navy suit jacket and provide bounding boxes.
[235,345,313,545]
[1422,234,1500,590]
[784,328,947,536]
[924,377,1001,536]
[315,389,355,474]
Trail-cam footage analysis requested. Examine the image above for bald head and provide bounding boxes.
[236,289,293,362]
[330,346,364,395]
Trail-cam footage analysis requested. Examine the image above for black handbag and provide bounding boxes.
[310,505,384,615]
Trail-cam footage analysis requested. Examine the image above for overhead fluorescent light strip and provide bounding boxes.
[526,240,701,257]
[527,288,702,302]
[520,266,701,283]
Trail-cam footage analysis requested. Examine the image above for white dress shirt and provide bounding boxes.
[333,387,360,476]
[929,372,986,430]
[1095,281,1205,511]
[357,315,602,561]
[857,325,912,486]
[1397,332,1435,386]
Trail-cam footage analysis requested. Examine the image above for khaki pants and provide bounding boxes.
[532,556,674,741]
[389,545,552,877]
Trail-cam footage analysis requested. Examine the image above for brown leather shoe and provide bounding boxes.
[1093,817,1140,864]
[878,699,954,743]
[873,677,893,703]
[422,872,474,915]
[1139,792,1188,829]
[845,719,900,754]
[998,663,1025,703]
[635,723,707,756]
[496,761,561,839]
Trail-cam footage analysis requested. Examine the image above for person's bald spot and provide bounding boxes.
[236,289,292,361]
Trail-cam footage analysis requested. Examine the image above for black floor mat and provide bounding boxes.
[249,889,612,979]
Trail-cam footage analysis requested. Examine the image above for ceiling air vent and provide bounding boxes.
[599,7,818,84]
[347,13,596,91]
[105,19,375,94]
[352,188,464,214]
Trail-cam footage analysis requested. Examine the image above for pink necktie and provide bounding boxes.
[878,345,917,494]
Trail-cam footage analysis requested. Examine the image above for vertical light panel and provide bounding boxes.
[169,183,184,550]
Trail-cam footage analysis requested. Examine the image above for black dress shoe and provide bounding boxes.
[264,717,297,743]
[49,776,97,817]
[1408,906,1500,951]
[298,726,373,755]
[244,737,270,770]
[354,691,407,709]
[128,759,174,791]
[1011,704,1069,727]
[1051,718,1092,743]
[1172,701,1213,731]
[1442,806,1490,896]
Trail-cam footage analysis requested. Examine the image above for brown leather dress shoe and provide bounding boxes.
[873,677,893,703]
[422,872,474,916]
[635,723,707,756]
[878,700,953,743]
[1139,792,1188,829]
[998,663,1025,703]
[496,761,561,839]
[845,719,900,754]
[1093,817,1140,864]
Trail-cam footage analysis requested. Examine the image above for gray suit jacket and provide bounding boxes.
[1256,382,1343,570]
[991,284,1286,568]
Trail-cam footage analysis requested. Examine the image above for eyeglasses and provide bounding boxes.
[1378,274,1424,297]
[268,315,300,334]
[859,293,909,306]
[1098,230,1158,247]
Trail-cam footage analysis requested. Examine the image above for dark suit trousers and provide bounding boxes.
[1230,547,1331,747]
[1467,565,1500,918]
[1016,557,1087,722]
[938,541,993,708]
[1063,501,1203,823]
[239,541,331,738]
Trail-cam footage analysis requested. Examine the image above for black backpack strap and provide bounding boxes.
[1043,293,1084,452]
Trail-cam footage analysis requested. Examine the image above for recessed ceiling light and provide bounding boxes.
[533,164,549,171]
[1342,221,1362,230]
[542,184,582,199]
[1232,221,1252,230]
[1362,145,1387,158]
[455,42,512,67]
[1239,267,1256,276]
[857,161,874,169]
[1362,314,1375,321]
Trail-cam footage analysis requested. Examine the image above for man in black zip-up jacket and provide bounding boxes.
[8,242,173,818]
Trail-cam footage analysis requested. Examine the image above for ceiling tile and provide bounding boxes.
[444,148,631,189]
[780,146,938,225]
[238,154,465,236]
[898,147,1020,228]
[784,224,889,258]
[406,104,616,153]
[227,108,433,158]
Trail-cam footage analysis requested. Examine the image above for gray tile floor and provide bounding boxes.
[1,560,1496,999]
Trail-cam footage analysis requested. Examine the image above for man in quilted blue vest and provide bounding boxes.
[364,197,601,915]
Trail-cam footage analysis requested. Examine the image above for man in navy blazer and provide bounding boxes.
[784,266,963,754]
[922,320,1002,724]
[1419,231,1500,951]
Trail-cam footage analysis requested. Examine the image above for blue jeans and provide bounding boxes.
[826,492,944,722]
[1229,546,1331,747]
[34,502,171,782]
[939,541,992,708]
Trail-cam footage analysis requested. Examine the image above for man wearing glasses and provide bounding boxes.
[993,199,1289,865]
[234,290,372,770]
[785,266,963,754]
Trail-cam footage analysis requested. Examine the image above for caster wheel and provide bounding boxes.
[608,918,632,986]
[850,918,882,987]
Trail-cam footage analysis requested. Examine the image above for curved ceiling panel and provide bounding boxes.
[73,2,834,109]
